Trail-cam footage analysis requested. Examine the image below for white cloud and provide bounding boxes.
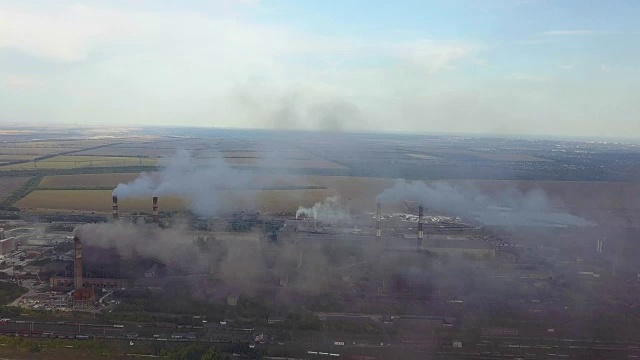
[559,64,574,70]
[0,4,138,62]
[2,74,40,89]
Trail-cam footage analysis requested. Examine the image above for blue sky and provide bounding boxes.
[0,0,638,138]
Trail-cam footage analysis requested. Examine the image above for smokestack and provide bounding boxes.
[74,236,83,290]
[0,228,4,240]
[152,196,159,223]
[417,205,424,249]
[112,196,118,220]
[375,203,381,239]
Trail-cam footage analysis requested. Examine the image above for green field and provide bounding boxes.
[0,156,158,170]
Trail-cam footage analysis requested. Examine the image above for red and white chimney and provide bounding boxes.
[376,203,381,239]
[417,205,424,249]
[112,196,119,220]
[152,196,159,223]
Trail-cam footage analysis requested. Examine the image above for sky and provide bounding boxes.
[0,0,639,138]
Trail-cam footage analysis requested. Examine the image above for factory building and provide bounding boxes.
[50,276,127,289]
[0,237,17,255]
[283,219,323,233]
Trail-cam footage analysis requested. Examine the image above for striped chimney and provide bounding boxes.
[112,196,119,220]
[74,236,83,290]
[417,205,424,249]
[152,196,159,223]
[376,203,381,238]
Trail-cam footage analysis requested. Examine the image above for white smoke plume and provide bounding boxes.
[377,179,594,227]
[295,196,350,224]
[112,149,255,217]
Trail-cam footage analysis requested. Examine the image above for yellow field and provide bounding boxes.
[0,155,38,161]
[16,188,334,213]
[1,156,158,170]
[40,173,140,188]
[16,190,185,212]
[18,174,398,213]
[37,174,393,211]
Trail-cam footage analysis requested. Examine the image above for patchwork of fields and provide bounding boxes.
[0,177,31,200]
[16,188,337,213]
[1,156,158,170]
[19,173,394,213]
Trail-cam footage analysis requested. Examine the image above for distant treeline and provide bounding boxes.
[0,175,43,211]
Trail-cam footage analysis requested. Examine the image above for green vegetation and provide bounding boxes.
[0,282,27,305]
[0,335,109,354]
[159,344,229,360]
[0,306,22,318]
[0,174,42,210]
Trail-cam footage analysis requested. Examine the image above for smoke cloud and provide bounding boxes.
[377,179,594,227]
[74,221,209,273]
[73,220,357,295]
[295,196,351,224]
[112,149,257,217]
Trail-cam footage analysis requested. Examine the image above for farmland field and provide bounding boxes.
[421,149,551,162]
[0,147,81,156]
[0,155,40,161]
[19,174,396,213]
[39,173,141,188]
[16,188,335,213]
[224,157,347,169]
[0,176,31,200]
[0,155,158,170]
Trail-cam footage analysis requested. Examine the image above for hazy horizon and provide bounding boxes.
[1,0,639,138]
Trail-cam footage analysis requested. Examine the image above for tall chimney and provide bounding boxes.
[112,196,119,220]
[152,196,159,223]
[74,236,83,290]
[417,205,424,249]
[375,203,381,239]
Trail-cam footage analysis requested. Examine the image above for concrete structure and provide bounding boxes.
[417,205,424,250]
[145,264,158,278]
[72,287,96,310]
[50,276,127,289]
[74,236,83,290]
[375,203,381,239]
[152,196,159,223]
[0,237,17,255]
[268,314,286,324]
[284,219,322,233]
[112,196,118,220]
